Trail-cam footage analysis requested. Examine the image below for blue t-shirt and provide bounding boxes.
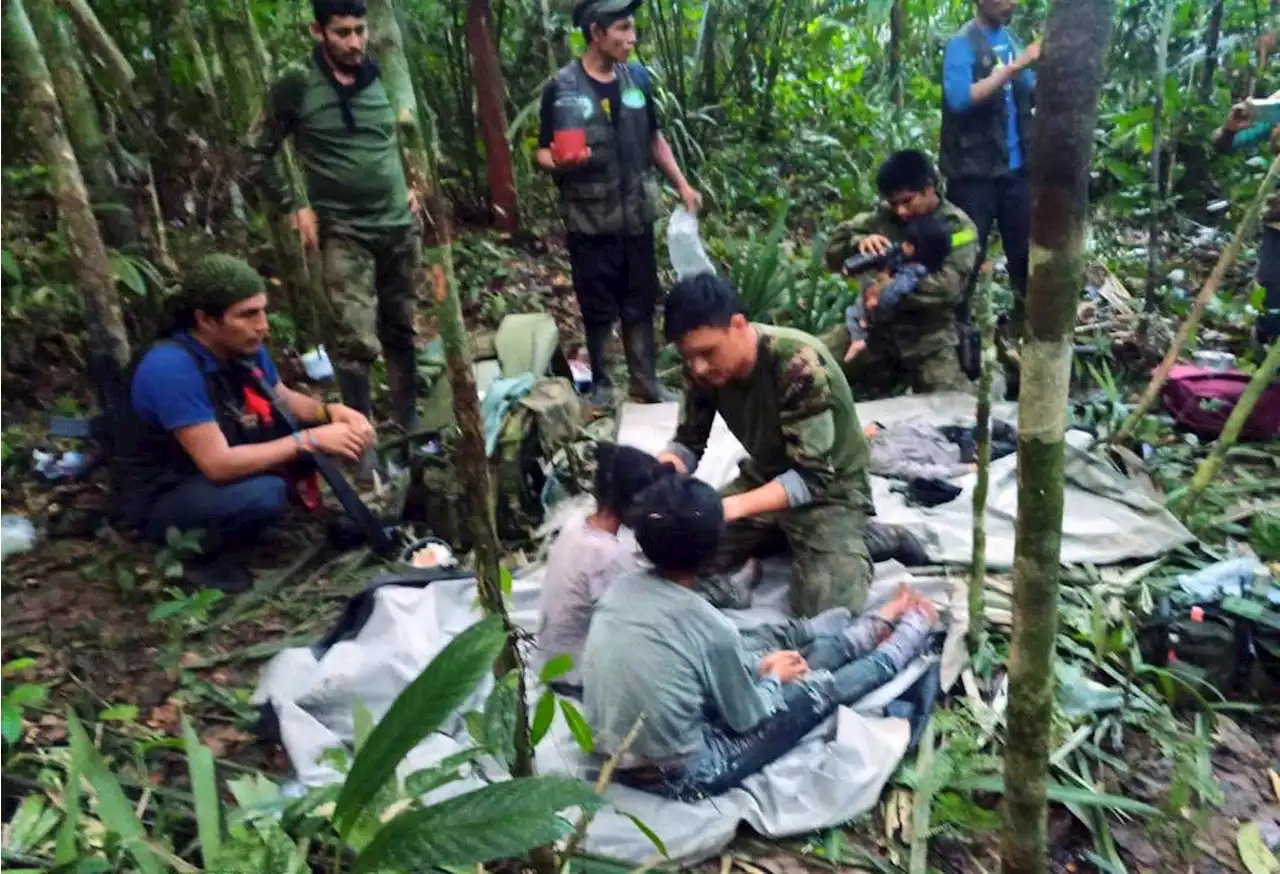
[131,334,280,432]
[943,24,1036,171]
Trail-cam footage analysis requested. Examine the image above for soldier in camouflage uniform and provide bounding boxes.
[1214,97,1280,346]
[822,151,979,398]
[243,0,420,477]
[657,274,929,619]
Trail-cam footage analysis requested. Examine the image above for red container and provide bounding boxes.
[552,127,587,163]
[552,94,588,163]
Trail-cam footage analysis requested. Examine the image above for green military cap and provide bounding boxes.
[572,0,641,28]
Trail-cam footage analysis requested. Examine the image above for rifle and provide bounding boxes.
[243,362,404,559]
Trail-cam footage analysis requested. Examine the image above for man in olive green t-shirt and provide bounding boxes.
[243,0,420,477]
[657,274,928,618]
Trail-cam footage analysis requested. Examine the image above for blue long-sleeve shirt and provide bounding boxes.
[943,24,1036,171]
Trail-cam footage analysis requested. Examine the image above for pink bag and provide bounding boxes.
[1160,364,1280,441]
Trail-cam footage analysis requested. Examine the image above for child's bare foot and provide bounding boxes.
[878,583,914,622]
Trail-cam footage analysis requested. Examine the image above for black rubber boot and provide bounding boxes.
[384,347,421,434]
[584,322,615,408]
[335,362,379,483]
[623,323,677,403]
[866,521,930,566]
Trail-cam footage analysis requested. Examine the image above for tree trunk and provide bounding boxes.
[1141,0,1176,315]
[1199,0,1225,104]
[171,0,220,116]
[30,0,138,249]
[466,0,520,232]
[6,0,131,399]
[1000,1,1113,872]
[537,0,559,77]
[696,0,720,106]
[1115,153,1280,444]
[889,0,905,108]
[969,270,996,654]
[56,0,136,93]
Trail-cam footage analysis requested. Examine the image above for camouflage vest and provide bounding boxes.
[552,61,659,237]
[939,21,1035,181]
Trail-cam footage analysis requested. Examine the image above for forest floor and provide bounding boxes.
[2,227,1279,874]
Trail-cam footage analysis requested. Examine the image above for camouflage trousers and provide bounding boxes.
[818,324,973,400]
[321,222,422,364]
[699,477,874,618]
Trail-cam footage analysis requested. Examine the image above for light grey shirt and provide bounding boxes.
[582,569,783,764]
[534,518,636,686]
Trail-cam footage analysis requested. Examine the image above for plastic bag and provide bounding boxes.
[1,516,36,560]
[301,345,334,381]
[667,207,715,280]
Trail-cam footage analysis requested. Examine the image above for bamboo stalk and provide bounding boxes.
[970,270,996,655]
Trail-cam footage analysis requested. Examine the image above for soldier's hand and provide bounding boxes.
[306,423,367,462]
[857,234,892,256]
[844,339,866,362]
[290,207,319,250]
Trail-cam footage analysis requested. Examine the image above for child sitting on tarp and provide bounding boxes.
[581,474,936,801]
[843,214,953,363]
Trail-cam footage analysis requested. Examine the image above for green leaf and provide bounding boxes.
[98,704,138,722]
[619,811,668,857]
[1238,821,1279,874]
[2,699,23,744]
[353,698,374,752]
[559,699,594,753]
[353,777,602,874]
[404,749,480,797]
[183,718,223,867]
[333,615,506,837]
[66,711,166,874]
[500,566,514,598]
[8,683,47,706]
[108,252,147,297]
[530,691,556,747]
[5,794,60,853]
[3,657,37,677]
[147,598,191,623]
[55,757,82,864]
[539,653,574,684]
[2,249,23,282]
[954,775,1159,815]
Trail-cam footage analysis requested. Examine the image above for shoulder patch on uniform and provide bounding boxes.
[777,343,834,417]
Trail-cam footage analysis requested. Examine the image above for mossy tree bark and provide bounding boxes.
[1199,0,1225,104]
[969,270,996,654]
[889,0,905,108]
[171,0,220,116]
[6,0,132,403]
[30,0,139,249]
[56,0,136,92]
[1141,0,1177,318]
[467,0,520,232]
[1001,2,1113,873]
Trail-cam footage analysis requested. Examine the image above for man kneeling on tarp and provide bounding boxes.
[581,474,935,801]
[112,254,376,592]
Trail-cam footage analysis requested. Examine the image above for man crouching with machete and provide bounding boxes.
[113,254,376,592]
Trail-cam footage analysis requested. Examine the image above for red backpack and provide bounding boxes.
[1161,364,1280,441]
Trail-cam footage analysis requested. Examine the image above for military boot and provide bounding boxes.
[866,521,930,567]
[335,362,379,484]
[584,322,615,408]
[623,323,678,404]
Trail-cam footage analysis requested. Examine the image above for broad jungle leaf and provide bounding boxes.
[333,615,506,836]
[353,776,602,874]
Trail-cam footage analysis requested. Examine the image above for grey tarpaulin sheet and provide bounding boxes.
[620,393,1196,569]
[252,393,1192,864]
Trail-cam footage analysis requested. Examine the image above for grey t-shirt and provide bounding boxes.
[582,569,784,764]
[535,517,637,686]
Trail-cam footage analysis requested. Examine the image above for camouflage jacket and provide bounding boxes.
[668,324,872,511]
[823,199,978,358]
[1212,120,1280,230]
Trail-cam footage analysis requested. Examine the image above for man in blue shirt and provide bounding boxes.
[939,0,1039,344]
[114,254,375,590]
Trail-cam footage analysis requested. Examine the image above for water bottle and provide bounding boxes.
[552,93,588,164]
[667,207,715,279]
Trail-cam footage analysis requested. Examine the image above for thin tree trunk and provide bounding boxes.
[55,0,136,92]
[969,270,995,655]
[30,0,138,249]
[466,0,520,232]
[6,0,131,399]
[1199,0,1225,104]
[1142,0,1177,315]
[537,0,559,78]
[889,0,905,108]
[696,0,719,106]
[1115,154,1280,444]
[1179,341,1280,513]
[171,0,219,114]
[1001,1,1113,872]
